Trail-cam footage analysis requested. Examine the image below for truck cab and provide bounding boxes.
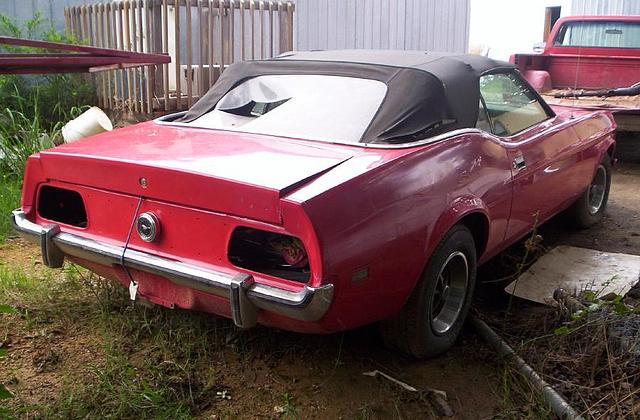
[511,16,640,132]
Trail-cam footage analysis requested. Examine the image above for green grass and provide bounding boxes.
[0,12,94,246]
[0,178,21,241]
[0,103,58,180]
[0,261,234,419]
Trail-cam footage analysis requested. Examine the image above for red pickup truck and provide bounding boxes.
[511,16,640,133]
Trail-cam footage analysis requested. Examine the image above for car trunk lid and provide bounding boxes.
[37,122,356,224]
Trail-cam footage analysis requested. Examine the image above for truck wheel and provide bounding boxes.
[381,225,477,358]
[567,156,611,229]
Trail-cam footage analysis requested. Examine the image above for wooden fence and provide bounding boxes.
[65,0,295,113]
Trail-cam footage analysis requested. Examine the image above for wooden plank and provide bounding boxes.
[89,5,99,108]
[96,5,108,109]
[287,1,293,51]
[198,0,205,95]
[87,5,95,45]
[116,3,126,110]
[174,0,181,110]
[268,1,273,57]
[202,2,210,88]
[84,6,91,43]
[89,62,163,72]
[229,0,234,63]
[209,0,217,86]
[163,0,170,110]
[278,3,287,53]
[123,0,134,112]
[250,0,255,59]
[74,7,81,39]
[219,0,225,73]
[129,0,139,113]
[185,0,193,107]
[240,0,245,60]
[64,8,71,36]
[137,0,145,112]
[67,7,74,38]
[165,0,294,10]
[105,3,114,109]
[79,6,86,42]
[259,1,264,59]
[146,0,155,113]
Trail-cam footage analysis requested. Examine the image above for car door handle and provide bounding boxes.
[512,155,526,170]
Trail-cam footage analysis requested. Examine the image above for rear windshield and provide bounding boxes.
[188,74,387,143]
[555,21,640,49]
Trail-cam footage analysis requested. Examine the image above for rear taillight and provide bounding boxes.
[228,227,310,283]
[37,186,87,228]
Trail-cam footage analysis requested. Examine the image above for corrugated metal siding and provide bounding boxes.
[572,0,640,15]
[0,0,103,31]
[295,0,470,53]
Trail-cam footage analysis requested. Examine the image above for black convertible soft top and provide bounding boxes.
[178,50,514,144]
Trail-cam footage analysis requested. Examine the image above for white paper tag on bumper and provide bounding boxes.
[129,281,138,301]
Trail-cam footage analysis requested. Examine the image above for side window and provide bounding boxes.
[479,73,549,137]
[475,99,492,133]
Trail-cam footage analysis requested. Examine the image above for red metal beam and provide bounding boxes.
[0,36,170,74]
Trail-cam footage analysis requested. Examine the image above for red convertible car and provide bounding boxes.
[12,51,615,358]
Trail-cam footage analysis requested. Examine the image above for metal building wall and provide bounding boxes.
[295,0,470,53]
[0,0,103,31]
[572,0,640,15]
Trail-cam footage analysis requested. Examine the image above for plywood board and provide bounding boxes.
[505,246,640,305]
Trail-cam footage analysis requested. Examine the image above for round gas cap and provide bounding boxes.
[137,212,160,242]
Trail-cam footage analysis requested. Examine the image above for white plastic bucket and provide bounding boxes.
[61,107,113,143]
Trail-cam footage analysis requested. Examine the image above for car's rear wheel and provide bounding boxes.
[566,156,612,229]
[381,225,477,358]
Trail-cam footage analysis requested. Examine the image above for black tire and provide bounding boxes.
[566,155,612,229]
[380,225,477,359]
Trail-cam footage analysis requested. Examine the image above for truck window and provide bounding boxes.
[479,73,549,137]
[555,21,640,49]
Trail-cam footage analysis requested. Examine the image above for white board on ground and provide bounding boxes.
[505,246,640,305]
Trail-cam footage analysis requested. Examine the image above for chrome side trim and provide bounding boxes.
[11,209,334,326]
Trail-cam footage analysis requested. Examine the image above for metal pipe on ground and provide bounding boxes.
[470,315,584,420]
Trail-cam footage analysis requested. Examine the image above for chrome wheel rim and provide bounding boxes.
[430,251,469,335]
[588,165,607,215]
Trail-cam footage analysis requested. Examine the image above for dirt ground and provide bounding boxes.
[0,242,510,418]
[1,163,638,419]
[541,161,640,255]
[475,161,640,418]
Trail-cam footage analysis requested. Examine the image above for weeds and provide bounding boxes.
[280,392,299,419]
[0,179,21,240]
[0,13,95,243]
[0,12,95,130]
[0,95,59,179]
[0,303,17,405]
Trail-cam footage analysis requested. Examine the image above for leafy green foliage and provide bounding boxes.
[0,98,59,178]
[0,12,95,184]
[553,289,634,336]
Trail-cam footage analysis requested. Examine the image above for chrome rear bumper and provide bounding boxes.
[11,209,333,328]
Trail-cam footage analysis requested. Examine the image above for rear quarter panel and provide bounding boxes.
[286,134,513,331]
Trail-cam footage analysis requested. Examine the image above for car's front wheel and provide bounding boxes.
[381,225,477,358]
[566,155,612,229]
